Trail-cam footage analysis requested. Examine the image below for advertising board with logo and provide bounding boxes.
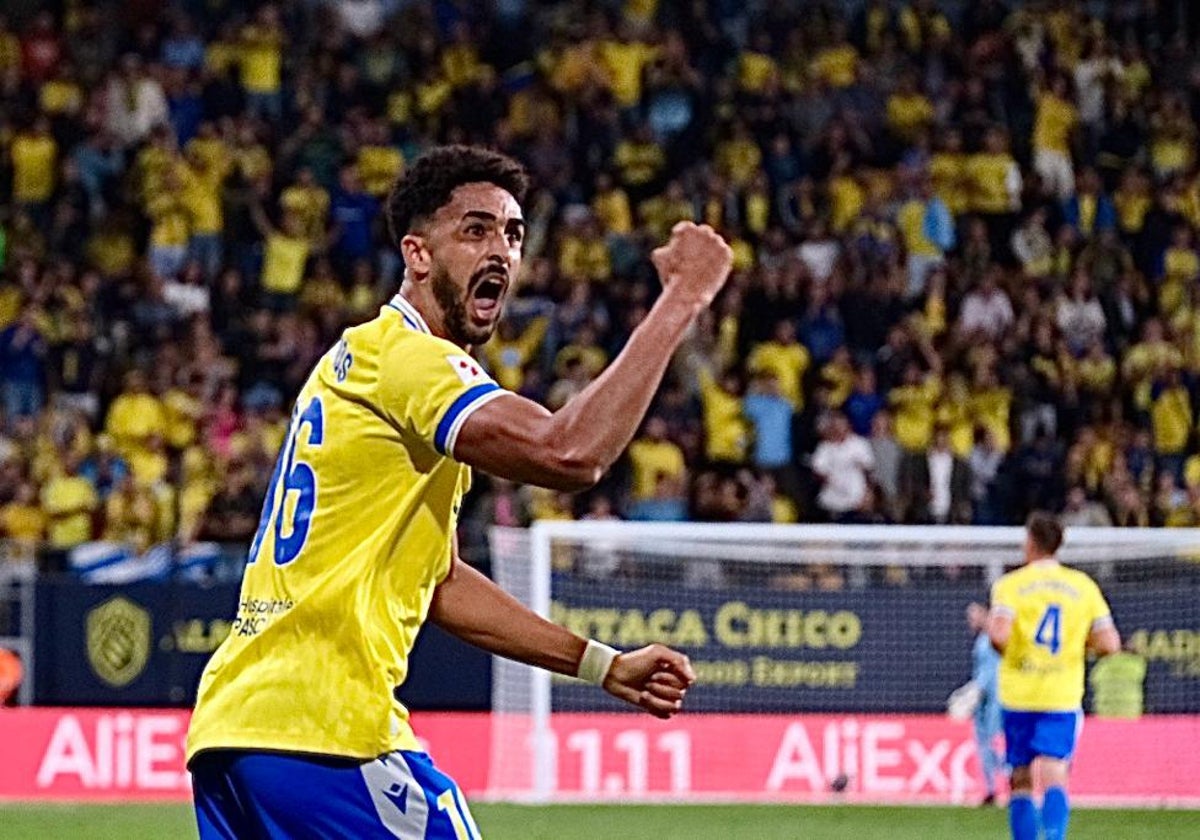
[32,580,491,708]
[549,578,1200,714]
[2,709,1197,805]
[30,577,1199,713]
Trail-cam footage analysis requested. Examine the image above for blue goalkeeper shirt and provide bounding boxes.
[973,631,1000,704]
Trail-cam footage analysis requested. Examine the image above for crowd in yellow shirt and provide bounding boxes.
[9,0,1200,553]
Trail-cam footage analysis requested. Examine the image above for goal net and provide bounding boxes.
[486,523,1200,805]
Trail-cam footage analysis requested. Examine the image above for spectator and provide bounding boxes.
[6,0,1200,549]
[967,127,1021,256]
[696,366,748,467]
[811,411,874,522]
[161,16,206,72]
[78,435,129,500]
[1152,472,1192,527]
[482,314,550,393]
[1056,271,1107,356]
[897,177,955,300]
[0,310,48,423]
[1032,74,1079,201]
[844,365,885,438]
[796,218,842,283]
[1011,208,1054,279]
[969,428,1005,525]
[912,426,972,524]
[970,366,1013,454]
[627,417,686,507]
[628,473,688,523]
[742,370,796,490]
[52,317,104,420]
[252,203,322,310]
[103,474,160,552]
[103,54,168,147]
[746,318,809,410]
[1149,367,1192,481]
[958,268,1015,342]
[10,117,58,222]
[40,454,98,552]
[1060,486,1113,528]
[1063,168,1116,240]
[198,460,260,543]
[105,370,167,459]
[21,12,63,84]
[329,166,380,274]
[890,361,940,466]
[869,411,902,521]
[0,481,47,550]
[798,284,845,367]
[239,6,284,121]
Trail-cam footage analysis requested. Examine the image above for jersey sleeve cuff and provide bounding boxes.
[991,605,1014,618]
[434,383,507,456]
[1091,614,1114,630]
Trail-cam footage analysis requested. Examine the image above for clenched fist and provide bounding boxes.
[651,222,734,311]
[603,643,696,719]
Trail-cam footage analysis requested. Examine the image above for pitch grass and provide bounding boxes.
[2,802,1199,839]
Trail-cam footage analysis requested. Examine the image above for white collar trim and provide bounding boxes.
[389,294,431,334]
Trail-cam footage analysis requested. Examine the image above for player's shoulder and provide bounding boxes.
[367,300,500,421]
[1049,560,1095,585]
[381,325,493,391]
[1058,563,1105,596]
[994,564,1028,586]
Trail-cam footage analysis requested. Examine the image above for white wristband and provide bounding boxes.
[577,640,620,685]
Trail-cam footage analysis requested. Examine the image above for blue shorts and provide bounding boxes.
[1002,709,1083,769]
[191,750,480,839]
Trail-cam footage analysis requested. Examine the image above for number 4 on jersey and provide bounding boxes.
[247,396,325,566]
[1034,603,1062,655]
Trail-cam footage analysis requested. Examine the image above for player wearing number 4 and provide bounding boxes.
[988,513,1121,840]
[185,146,733,839]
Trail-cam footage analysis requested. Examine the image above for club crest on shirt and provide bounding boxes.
[446,355,488,385]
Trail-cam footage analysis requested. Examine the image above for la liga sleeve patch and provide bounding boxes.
[446,354,491,385]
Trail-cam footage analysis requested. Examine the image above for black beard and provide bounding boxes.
[430,264,496,347]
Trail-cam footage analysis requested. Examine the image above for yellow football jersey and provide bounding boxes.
[187,294,508,763]
[991,560,1113,712]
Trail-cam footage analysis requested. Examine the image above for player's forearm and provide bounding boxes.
[987,614,1011,653]
[429,559,587,676]
[1089,625,1121,656]
[543,290,699,478]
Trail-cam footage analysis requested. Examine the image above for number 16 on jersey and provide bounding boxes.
[247,396,325,566]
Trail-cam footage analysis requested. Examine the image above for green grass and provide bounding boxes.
[2,803,1199,839]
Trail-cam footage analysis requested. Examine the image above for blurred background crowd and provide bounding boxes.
[3,0,1200,572]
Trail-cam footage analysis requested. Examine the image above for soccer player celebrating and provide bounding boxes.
[988,513,1121,840]
[186,146,732,838]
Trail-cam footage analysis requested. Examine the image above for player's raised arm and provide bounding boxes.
[453,222,733,491]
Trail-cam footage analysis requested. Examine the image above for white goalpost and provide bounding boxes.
[486,522,1200,805]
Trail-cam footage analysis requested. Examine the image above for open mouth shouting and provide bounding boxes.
[469,270,508,323]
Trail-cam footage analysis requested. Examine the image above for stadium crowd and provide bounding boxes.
[3,0,1200,572]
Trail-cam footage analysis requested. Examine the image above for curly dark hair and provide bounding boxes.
[385,145,529,248]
